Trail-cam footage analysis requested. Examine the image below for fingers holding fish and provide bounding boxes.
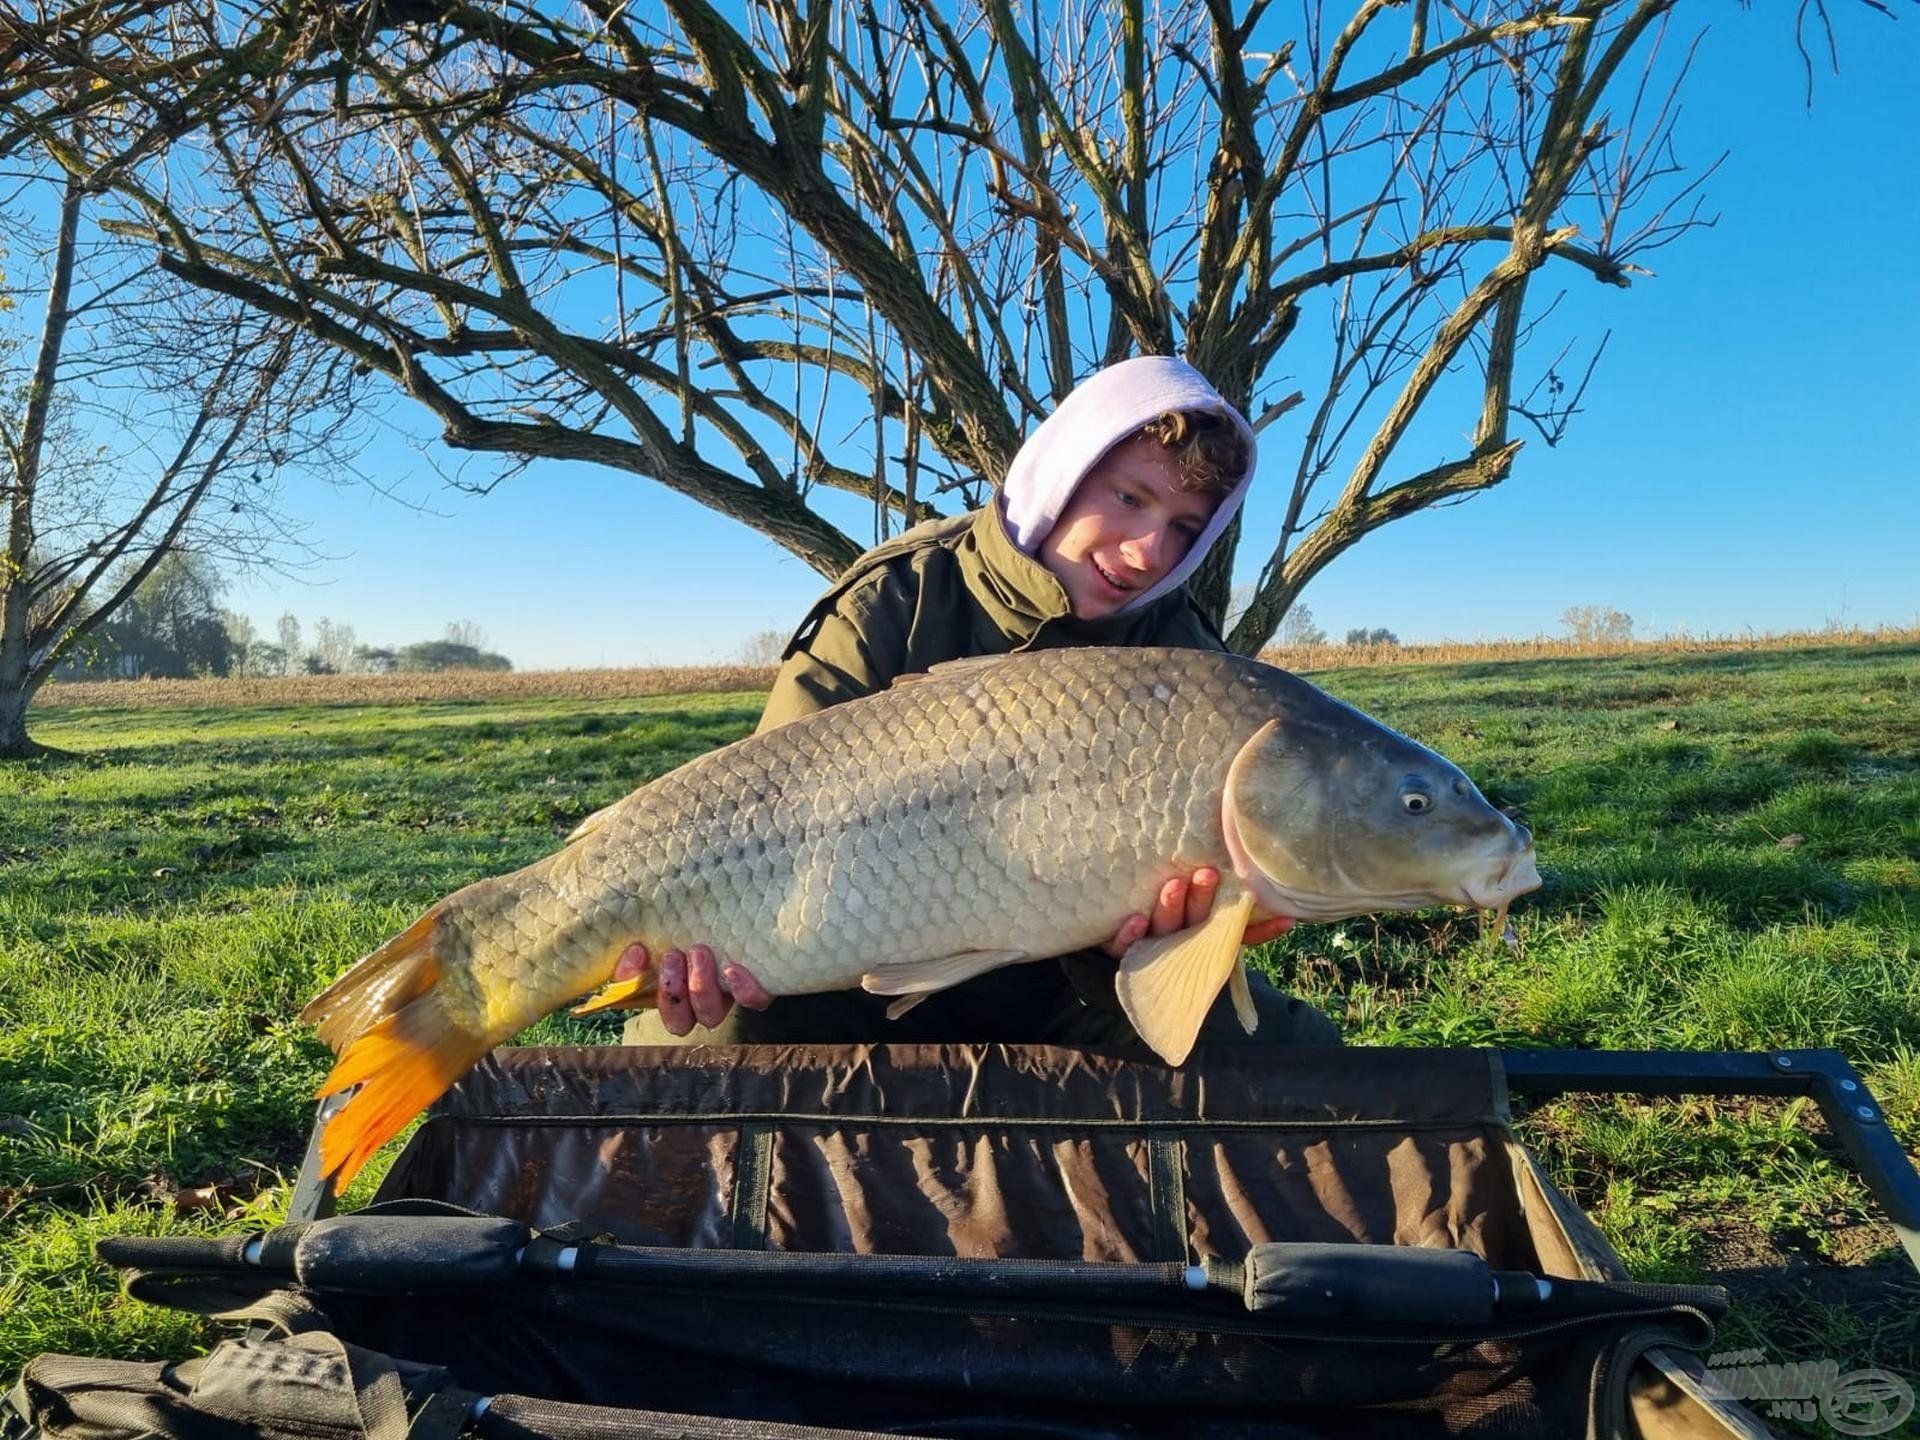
[654,943,771,1035]
[1242,913,1296,946]
[1101,911,1152,960]
[724,964,772,1012]
[579,943,771,1026]
[1102,867,1220,959]
[656,948,697,1035]
[1152,874,1192,935]
[684,946,730,1029]
[569,944,656,1015]
[1152,869,1295,945]
[613,943,650,984]
[1101,869,1292,962]
[1181,868,1220,930]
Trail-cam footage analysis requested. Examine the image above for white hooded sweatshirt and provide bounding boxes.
[998,356,1258,616]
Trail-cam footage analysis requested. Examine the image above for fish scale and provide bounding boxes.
[301,645,1540,1187]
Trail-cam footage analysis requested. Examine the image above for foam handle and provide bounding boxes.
[293,1215,531,1293]
[1240,1243,1497,1325]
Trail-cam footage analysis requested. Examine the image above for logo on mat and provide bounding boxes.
[1702,1350,1913,1436]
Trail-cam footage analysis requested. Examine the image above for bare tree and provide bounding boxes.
[734,628,789,667]
[0,162,352,756]
[1561,603,1633,645]
[274,612,303,675]
[1276,604,1328,647]
[0,2,1889,651]
[313,616,359,673]
[444,619,487,651]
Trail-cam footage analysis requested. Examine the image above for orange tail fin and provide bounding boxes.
[304,908,491,1189]
[302,909,444,1049]
[314,990,490,1188]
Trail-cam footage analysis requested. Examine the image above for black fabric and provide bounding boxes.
[475,1393,916,1439]
[376,1045,1531,1267]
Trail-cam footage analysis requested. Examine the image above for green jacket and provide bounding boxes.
[759,502,1224,732]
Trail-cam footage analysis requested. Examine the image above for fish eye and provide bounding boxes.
[1401,789,1433,815]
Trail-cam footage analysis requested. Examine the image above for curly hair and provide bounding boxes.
[1134,410,1249,499]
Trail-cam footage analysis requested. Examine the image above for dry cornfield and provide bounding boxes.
[1255,622,1920,673]
[28,624,1919,710]
[29,664,781,710]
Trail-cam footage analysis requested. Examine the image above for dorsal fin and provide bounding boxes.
[889,653,1022,688]
[566,797,626,843]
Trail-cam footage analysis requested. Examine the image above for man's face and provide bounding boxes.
[1037,436,1220,621]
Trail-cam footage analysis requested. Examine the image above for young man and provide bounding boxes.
[621,355,1339,1050]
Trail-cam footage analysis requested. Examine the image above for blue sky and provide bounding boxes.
[223,8,1919,668]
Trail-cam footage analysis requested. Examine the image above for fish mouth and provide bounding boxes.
[1462,847,1542,910]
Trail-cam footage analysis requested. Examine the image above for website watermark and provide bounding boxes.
[1702,1349,1913,1436]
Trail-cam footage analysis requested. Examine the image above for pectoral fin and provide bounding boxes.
[862,950,1030,1014]
[1116,891,1256,1065]
[884,993,932,1021]
[1228,960,1259,1036]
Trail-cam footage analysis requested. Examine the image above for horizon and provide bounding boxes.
[41,616,1920,690]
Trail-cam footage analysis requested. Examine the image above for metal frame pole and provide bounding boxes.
[285,1093,347,1224]
[1499,1048,1920,1273]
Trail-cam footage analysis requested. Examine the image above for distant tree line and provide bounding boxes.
[51,554,511,679]
[1236,599,1398,650]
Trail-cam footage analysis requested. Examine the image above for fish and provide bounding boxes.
[302,646,1540,1187]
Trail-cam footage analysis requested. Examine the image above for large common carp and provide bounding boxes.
[304,647,1540,1186]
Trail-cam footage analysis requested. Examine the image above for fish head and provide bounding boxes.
[1221,701,1541,924]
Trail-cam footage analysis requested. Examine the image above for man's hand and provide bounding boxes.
[613,943,772,1037]
[1100,867,1295,959]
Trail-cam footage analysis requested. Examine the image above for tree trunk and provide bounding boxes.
[0,672,36,759]
[0,561,36,756]
[0,177,81,760]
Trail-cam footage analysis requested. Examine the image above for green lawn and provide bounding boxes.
[2,646,1915,1421]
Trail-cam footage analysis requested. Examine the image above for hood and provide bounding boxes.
[998,356,1257,615]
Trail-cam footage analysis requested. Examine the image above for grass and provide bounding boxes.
[3,642,1916,1429]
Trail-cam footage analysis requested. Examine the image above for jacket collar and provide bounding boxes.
[963,499,1180,650]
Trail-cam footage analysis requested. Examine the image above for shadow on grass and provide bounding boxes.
[0,740,84,764]
[50,701,762,772]
[1705,1255,1919,1362]
[1413,642,1920,687]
